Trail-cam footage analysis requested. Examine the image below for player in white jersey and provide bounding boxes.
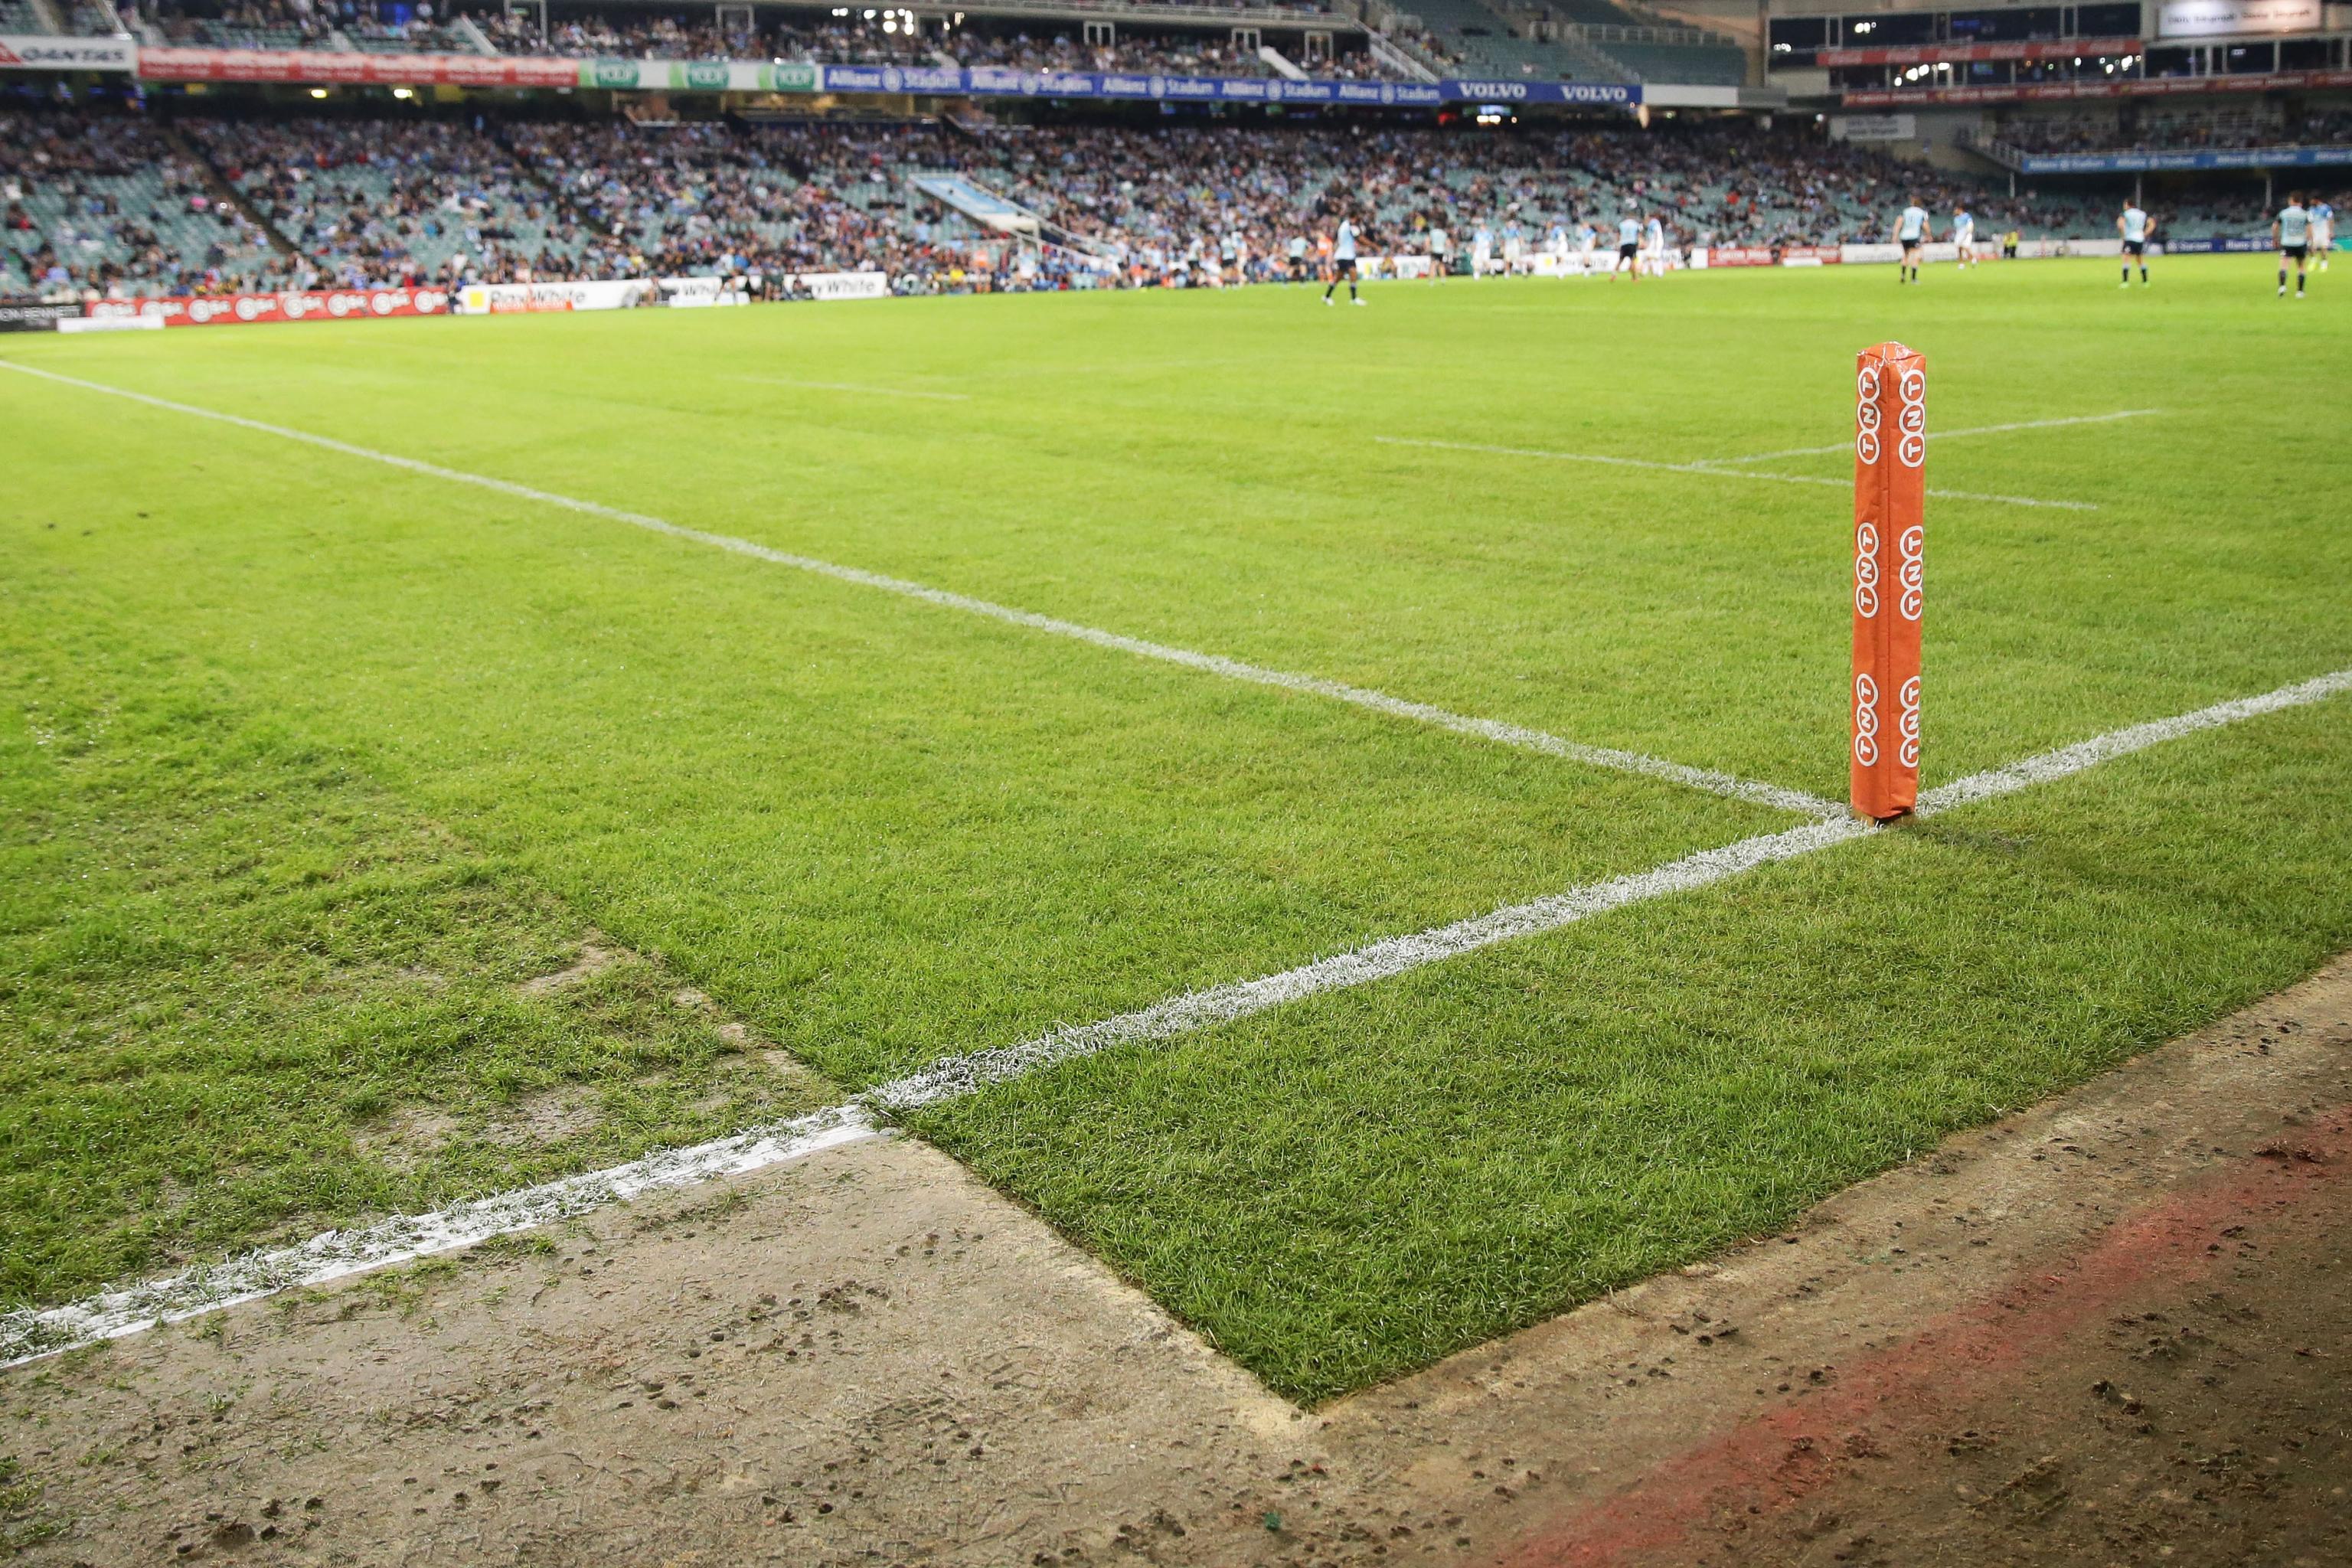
[2311,200,2334,270]
[2115,201,2154,287]
[1643,215,1667,277]
[1323,216,1366,306]
[2275,193,2312,298]
[1471,223,1494,277]
[1426,222,1449,283]
[1951,205,1977,268]
[1285,233,1308,283]
[1612,212,1642,281]
[1895,194,1929,283]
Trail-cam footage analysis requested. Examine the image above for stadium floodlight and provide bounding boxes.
[1851,342,1925,822]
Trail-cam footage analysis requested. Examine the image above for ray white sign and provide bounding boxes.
[2158,0,2321,37]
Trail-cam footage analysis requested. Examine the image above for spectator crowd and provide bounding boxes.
[8,105,2341,301]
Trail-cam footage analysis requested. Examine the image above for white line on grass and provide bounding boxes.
[880,664,2352,1109]
[0,361,1829,818]
[1707,410,2163,466]
[0,1108,878,1370]
[738,376,972,402]
[1373,435,2099,513]
[6,664,2345,1370]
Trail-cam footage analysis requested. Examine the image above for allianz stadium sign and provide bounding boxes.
[28,40,1645,106]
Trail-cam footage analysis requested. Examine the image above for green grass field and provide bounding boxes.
[5,254,2350,1400]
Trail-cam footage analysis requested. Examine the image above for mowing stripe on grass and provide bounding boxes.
[6,664,2345,1370]
[1372,434,2099,512]
[1707,409,2162,466]
[873,664,2352,1109]
[1915,665,2352,815]
[0,360,1829,818]
[737,376,972,402]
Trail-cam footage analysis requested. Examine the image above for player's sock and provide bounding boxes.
[2121,266,2129,284]
[2279,268,2288,293]
[2141,267,2149,283]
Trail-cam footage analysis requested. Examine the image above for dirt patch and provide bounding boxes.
[3,959,2347,1566]
[516,936,632,996]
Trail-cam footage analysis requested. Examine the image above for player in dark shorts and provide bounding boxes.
[2275,191,2312,298]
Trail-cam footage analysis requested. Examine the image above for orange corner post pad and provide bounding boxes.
[1850,341,1925,822]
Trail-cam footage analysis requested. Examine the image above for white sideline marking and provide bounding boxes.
[880,665,2352,1109]
[1374,435,2099,513]
[1708,410,2163,466]
[0,1108,877,1370]
[6,665,2345,1370]
[1915,665,2352,815]
[0,361,1828,818]
[739,375,972,402]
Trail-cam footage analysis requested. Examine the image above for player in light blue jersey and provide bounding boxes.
[1643,215,1666,277]
[2275,193,2311,298]
[1323,215,1367,307]
[2116,201,2154,287]
[1895,194,1929,283]
[1612,212,1642,282]
[2312,200,2335,272]
[1951,205,1977,269]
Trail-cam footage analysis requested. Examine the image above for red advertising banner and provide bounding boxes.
[1782,244,1843,264]
[136,46,578,87]
[1844,67,2352,106]
[1820,35,2139,67]
[1707,246,1776,266]
[85,287,452,327]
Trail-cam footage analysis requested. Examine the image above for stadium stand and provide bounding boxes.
[67,0,128,32]
[11,104,2248,299]
[1990,106,2352,155]
[0,109,292,296]
[10,77,2342,301]
[145,0,337,51]
[1396,0,1623,81]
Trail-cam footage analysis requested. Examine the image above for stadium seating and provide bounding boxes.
[0,111,292,296]
[8,106,2335,298]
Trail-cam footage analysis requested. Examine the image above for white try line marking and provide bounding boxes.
[737,375,972,403]
[1709,410,2164,466]
[8,663,2346,1369]
[1374,435,2099,513]
[0,1109,880,1370]
[0,360,1828,818]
